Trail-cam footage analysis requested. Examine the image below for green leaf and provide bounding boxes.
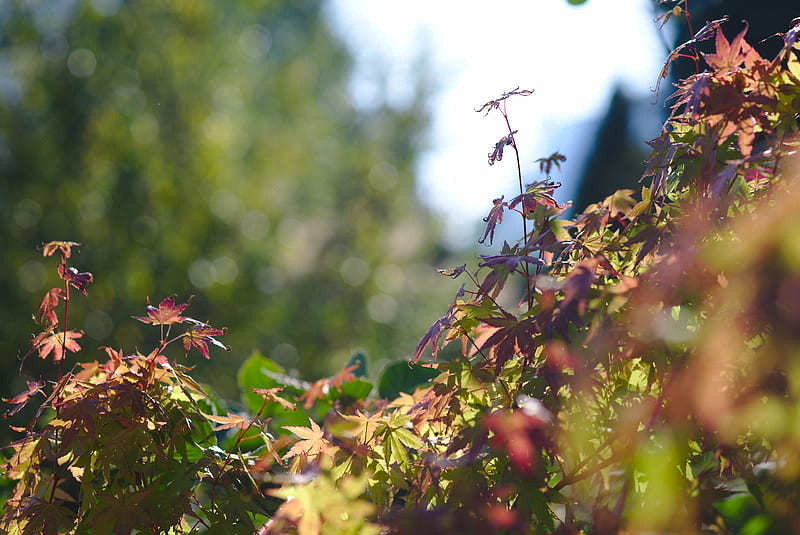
[346,351,368,377]
[337,378,373,401]
[378,361,440,399]
[393,427,423,450]
[745,477,765,510]
[236,350,285,414]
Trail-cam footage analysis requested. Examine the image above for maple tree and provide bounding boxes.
[5,5,800,535]
[241,10,800,534]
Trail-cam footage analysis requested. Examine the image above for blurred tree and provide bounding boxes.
[0,0,446,406]
[572,87,649,212]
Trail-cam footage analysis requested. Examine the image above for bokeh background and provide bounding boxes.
[0,0,449,407]
[1,0,796,421]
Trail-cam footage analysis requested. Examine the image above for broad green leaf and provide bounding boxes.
[378,361,440,399]
[236,350,285,414]
[337,378,373,401]
[346,351,368,377]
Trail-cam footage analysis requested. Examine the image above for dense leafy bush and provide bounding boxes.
[5,7,800,535]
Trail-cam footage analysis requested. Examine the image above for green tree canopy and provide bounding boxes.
[0,0,446,399]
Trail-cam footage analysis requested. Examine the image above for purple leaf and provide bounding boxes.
[479,196,506,246]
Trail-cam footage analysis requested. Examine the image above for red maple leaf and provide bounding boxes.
[476,311,540,373]
[37,288,64,326]
[479,196,506,245]
[3,379,45,417]
[182,324,229,359]
[41,240,80,259]
[57,264,94,294]
[509,180,563,215]
[330,363,359,389]
[34,330,83,361]
[297,379,327,410]
[703,23,763,71]
[484,409,548,475]
[135,295,191,325]
[560,258,599,315]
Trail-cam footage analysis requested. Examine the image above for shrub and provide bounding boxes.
[5,9,800,535]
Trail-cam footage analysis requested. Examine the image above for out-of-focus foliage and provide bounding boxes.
[0,0,445,403]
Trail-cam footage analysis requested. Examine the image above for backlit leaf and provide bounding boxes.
[134,295,191,326]
[33,330,83,361]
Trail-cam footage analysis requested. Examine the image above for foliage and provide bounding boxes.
[6,5,800,535]
[1,243,282,534]
[246,11,800,535]
[0,0,445,407]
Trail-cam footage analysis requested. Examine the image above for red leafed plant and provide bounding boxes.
[1,243,288,535]
[242,10,800,535]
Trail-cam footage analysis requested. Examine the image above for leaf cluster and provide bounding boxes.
[243,13,800,535]
[7,10,800,535]
[2,246,271,534]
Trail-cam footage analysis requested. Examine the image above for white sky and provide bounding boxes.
[327,0,668,246]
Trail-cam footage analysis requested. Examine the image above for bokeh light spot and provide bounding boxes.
[367,293,398,323]
[67,48,96,78]
[340,257,370,286]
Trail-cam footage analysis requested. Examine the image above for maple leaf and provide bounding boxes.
[436,264,466,278]
[330,363,359,389]
[203,411,253,431]
[479,196,506,245]
[476,243,538,299]
[182,325,229,359]
[253,387,297,412]
[134,295,191,325]
[642,133,680,195]
[34,330,83,361]
[298,379,328,410]
[415,287,466,362]
[682,16,730,51]
[57,264,94,294]
[671,72,711,123]
[474,87,534,115]
[3,379,45,417]
[414,315,452,361]
[41,240,80,259]
[656,16,729,94]
[283,419,336,461]
[509,180,563,215]
[414,285,464,361]
[484,409,548,475]
[628,217,670,266]
[703,23,763,71]
[535,152,566,175]
[560,258,599,315]
[37,288,63,326]
[101,346,124,367]
[479,250,543,274]
[476,311,540,373]
[340,410,385,444]
[488,131,516,165]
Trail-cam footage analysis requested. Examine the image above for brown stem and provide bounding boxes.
[500,101,534,311]
[209,397,270,507]
[49,260,71,504]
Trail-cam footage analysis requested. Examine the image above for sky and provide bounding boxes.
[327,0,670,246]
